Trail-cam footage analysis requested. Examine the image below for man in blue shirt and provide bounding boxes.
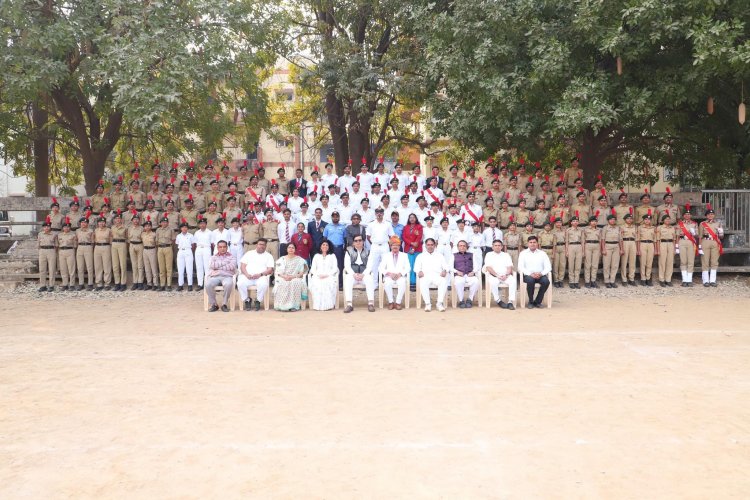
[323,211,347,287]
[390,211,404,241]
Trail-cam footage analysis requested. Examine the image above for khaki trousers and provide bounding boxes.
[129,244,144,283]
[267,241,279,261]
[58,249,76,286]
[157,246,174,286]
[94,245,112,286]
[621,241,637,282]
[678,239,696,272]
[584,243,601,283]
[658,243,675,282]
[143,248,158,285]
[38,249,57,286]
[602,244,620,283]
[640,244,654,280]
[553,247,566,282]
[76,246,94,285]
[701,240,720,269]
[567,244,582,283]
[111,242,128,285]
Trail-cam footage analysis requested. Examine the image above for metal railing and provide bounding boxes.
[702,190,750,243]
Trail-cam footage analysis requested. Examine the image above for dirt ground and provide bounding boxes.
[1,290,749,499]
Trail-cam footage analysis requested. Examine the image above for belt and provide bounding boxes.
[640,240,653,243]
[605,241,620,244]
[555,243,565,246]
[533,225,545,229]
[585,240,599,243]
[178,248,192,251]
[596,225,605,228]
[541,245,553,249]
[508,204,519,208]
[59,246,73,250]
[113,239,126,242]
[660,239,673,243]
[567,185,575,188]
[568,242,581,245]
[158,244,171,248]
[95,243,110,246]
[702,236,713,240]
[188,226,197,229]
[267,239,279,242]
[40,245,55,249]
[130,241,142,244]
[78,243,92,246]
[506,246,518,250]
[243,241,258,246]
[197,244,211,248]
[144,246,156,249]
[623,237,635,241]
[681,236,694,240]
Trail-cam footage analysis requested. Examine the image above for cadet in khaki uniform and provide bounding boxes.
[504,221,521,271]
[75,217,95,290]
[620,213,638,285]
[513,199,531,227]
[109,178,127,211]
[179,196,200,233]
[242,215,262,253]
[57,218,77,290]
[656,191,681,225]
[634,193,653,226]
[49,199,64,233]
[156,217,175,291]
[582,215,602,288]
[531,200,548,233]
[676,206,698,287]
[550,195,570,226]
[520,221,536,249]
[613,192,632,226]
[551,217,567,287]
[570,192,590,223]
[93,217,113,290]
[698,206,723,287]
[162,200,180,231]
[128,179,146,211]
[90,181,107,213]
[497,201,513,230]
[601,213,623,288]
[142,198,161,228]
[127,215,145,290]
[141,219,159,290]
[637,214,656,286]
[538,220,556,262]
[67,198,82,230]
[37,217,58,292]
[110,213,128,291]
[656,214,676,287]
[261,208,280,260]
[203,201,221,230]
[565,216,583,288]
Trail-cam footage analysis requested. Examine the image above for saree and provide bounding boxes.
[273,256,308,311]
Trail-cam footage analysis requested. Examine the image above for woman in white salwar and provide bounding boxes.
[309,240,339,310]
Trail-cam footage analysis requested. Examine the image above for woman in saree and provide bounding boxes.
[273,242,308,311]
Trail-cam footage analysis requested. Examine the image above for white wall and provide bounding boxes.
[0,159,35,236]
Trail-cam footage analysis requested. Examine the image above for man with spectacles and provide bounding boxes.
[343,235,376,313]
[205,240,237,312]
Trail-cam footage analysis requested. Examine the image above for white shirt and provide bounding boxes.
[193,229,213,249]
[482,227,504,247]
[287,196,304,214]
[294,211,313,228]
[336,203,355,225]
[450,227,473,247]
[461,203,483,224]
[228,227,243,246]
[320,205,335,223]
[378,251,410,275]
[407,190,422,206]
[356,172,374,192]
[424,187,445,203]
[175,232,195,251]
[366,219,395,246]
[349,191,365,207]
[482,251,513,274]
[422,226,437,243]
[468,232,484,251]
[307,181,325,195]
[518,248,552,276]
[321,173,338,189]
[240,249,274,275]
[277,219,295,244]
[306,199,322,213]
[211,228,230,249]
[265,193,283,210]
[338,174,355,194]
[396,205,415,225]
[436,227,452,247]
[446,213,461,231]
[356,207,376,226]
[414,250,449,275]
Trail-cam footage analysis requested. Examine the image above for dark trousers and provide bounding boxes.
[280,243,288,258]
[523,274,550,305]
[332,245,345,287]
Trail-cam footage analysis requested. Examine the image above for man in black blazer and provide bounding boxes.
[425,165,445,190]
[289,168,308,197]
[306,207,327,257]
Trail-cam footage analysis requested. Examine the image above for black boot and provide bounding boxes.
[38,286,47,292]
[188,285,193,292]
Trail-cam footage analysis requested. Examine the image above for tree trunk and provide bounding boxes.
[32,100,49,222]
[325,91,349,175]
[348,113,370,172]
[82,153,106,195]
[580,127,605,187]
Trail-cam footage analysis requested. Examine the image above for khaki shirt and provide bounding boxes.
[127,225,144,243]
[242,223,262,245]
[634,205,653,225]
[94,227,112,244]
[111,225,128,242]
[38,231,58,248]
[538,230,555,250]
[570,202,590,223]
[142,231,157,247]
[552,229,566,249]
[127,190,147,210]
[109,190,127,210]
[262,221,279,241]
[583,226,601,243]
[698,220,722,242]
[565,227,583,245]
[637,226,656,245]
[76,227,94,245]
[621,224,637,243]
[602,225,621,245]
[155,227,175,245]
[58,231,77,250]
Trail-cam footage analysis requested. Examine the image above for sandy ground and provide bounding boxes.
[1,289,749,499]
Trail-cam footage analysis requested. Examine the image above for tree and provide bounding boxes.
[0,0,280,194]
[279,0,430,174]
[415,0,750,187]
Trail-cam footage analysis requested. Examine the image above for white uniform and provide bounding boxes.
[450,227,473,248]
[175,232,195,286]
[378,251,410,304]
[193,229,213,286]
[321,173,338,190]
[356,207,376,227]
[414,250,449,308]
[483,251,516,304]
[424,187,445,204]
[287,196,304,214]
[211,228,231,253]
[336,203,355,225]
[357,173,374,193]
[461,203,484,225]
[343,249,375,305]
[294,210,313,228]
[451,251,480,302]
[338,174,356,194]
[367,220,395,289]
[227,227,244,264]
[435,228,453,263]
[483,227,504,247]
[320,205,335,223]
[237,249,275,302]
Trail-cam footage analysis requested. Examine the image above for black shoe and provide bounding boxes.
[61,286,68,291]
[119,284,126,291]
[95,286,103,292]
[526,303,534,309]
[498,300,507,309]
[208,304,219,312]
[196,285,204,292]
[569,283,576,289]
[254,300,261,311]
[87,285,93,291]
[458,300,466,309]
[221,305,229,312]
[188,285,193,292]
[38,286,47,292]
[533,302,543,308]
[605,283,611,288]
[465,300,473,309]
[687,282,694,287]
[244,300,251,311]
[648,280,654,287]
[703,282,710,287]
[710,282,718,287]
[506,303,515,310]
[131,284,139,291]
[665,281,672,287]
[47,286,54,292]
[681,282,687,287]
[659,281,665,287]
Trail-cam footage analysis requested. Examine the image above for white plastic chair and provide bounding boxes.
[203,273,237,311]
[450,273,482,308]
[483,270,518,308]
[517,271,553,309]
[378,273,410,309]
[307,269,339,310]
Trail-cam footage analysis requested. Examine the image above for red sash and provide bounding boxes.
[247,188,261,202]
[701,222,724,255]
[677,221,698,254]
[269,196,281,212]
[463,204,482,223]
[425,189,440,205]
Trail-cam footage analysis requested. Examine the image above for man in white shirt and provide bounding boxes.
[461,192,484,226]
[336,193,355,225]
[175,221,196,291]
[319,195,335,223]
[396,195,415,224]
[307,170,325,197]
[379,237,410,309]
[414,238,449,312]
[306,190,322,213]
[193,217,213,291]
[286,188,304,214]
[356,197,376,227]
[393,163,410,190]
[320,163,338,190]
[293,202,313,227]
[357,163,374,194]
[237,238,275,311]
[367,207,395,288]
[410,164,426,191]
[423,177,445,207]
[450,219,472,248]
[518,235,552,308]
[211,218,231,254]
[337,163,355,194]
[343,235,376,312]
[482,217,503,252]
[483,239,516,310]
[277,209,295,257]
[348,181,365,207]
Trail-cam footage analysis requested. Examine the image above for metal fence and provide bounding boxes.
[702,190,750,243]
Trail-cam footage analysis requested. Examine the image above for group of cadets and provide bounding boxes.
[37,155,725,293]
